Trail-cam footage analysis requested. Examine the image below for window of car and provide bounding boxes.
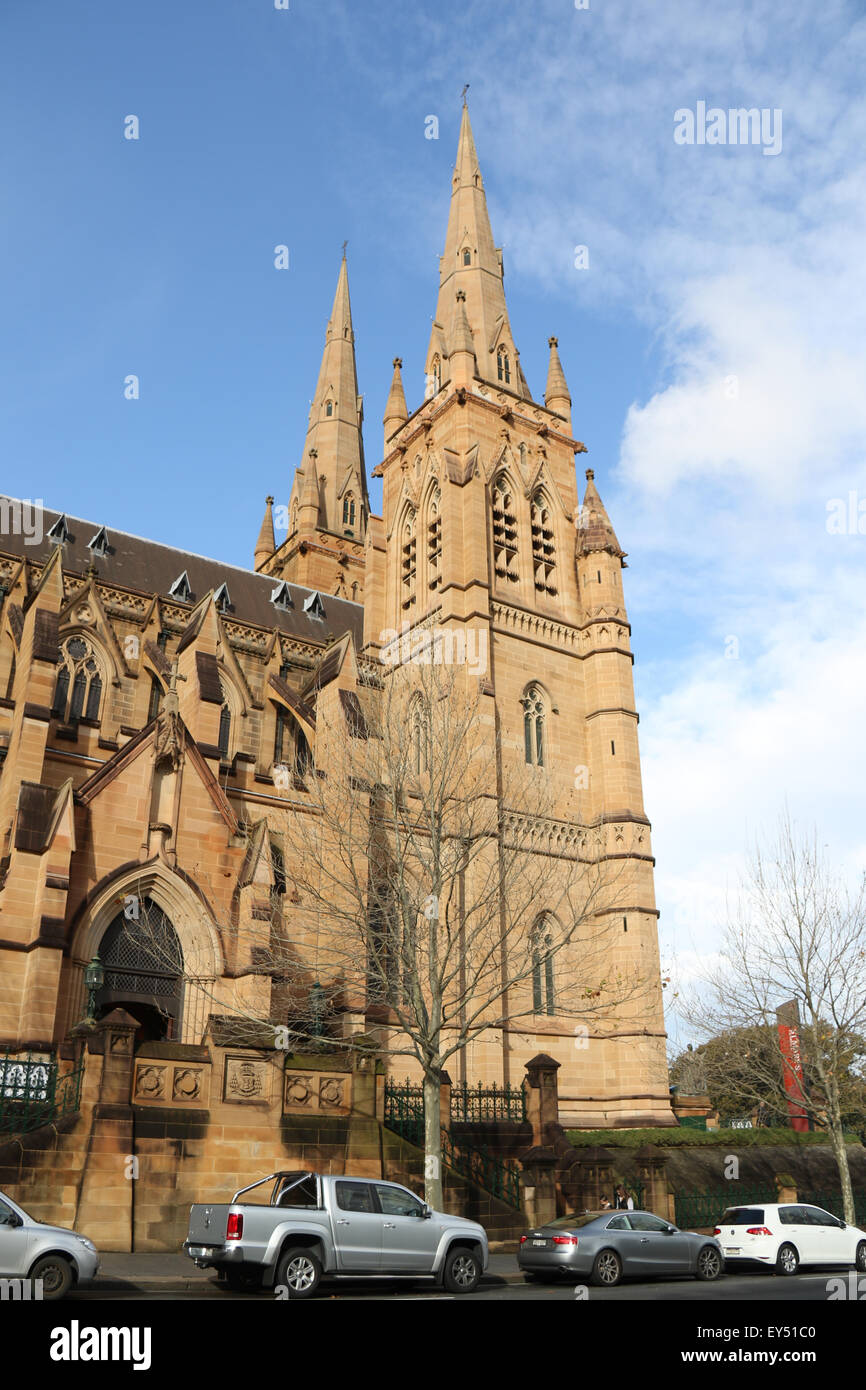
[546,1213,615,1230]
[606,1215,632,1231]
[721,1208,765,1225]
[629,1212,671,1233]
[374,1184,426,1218]
[275,1175,320,1208]
[335,1181,374,1214]
[802,1205,842,1227]
[0,1198,18,1226]
[779,1206,808,1225]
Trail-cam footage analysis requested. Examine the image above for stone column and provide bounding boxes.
[520,1148,558,1228]
[523,1053,560,1148]
[634,1143,671,1217]
[73,1009,139,1252]
[574,1146,614,1210]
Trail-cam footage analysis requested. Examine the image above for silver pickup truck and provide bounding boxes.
[184,1171,488,1298]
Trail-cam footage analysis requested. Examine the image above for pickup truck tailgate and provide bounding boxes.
[188,1204,231,1246]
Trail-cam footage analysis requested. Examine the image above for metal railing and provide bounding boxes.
[674,1186,777,1230]
[383,1078,522,1208]
[0,1051,84,1136]
[450,1080,526,1123]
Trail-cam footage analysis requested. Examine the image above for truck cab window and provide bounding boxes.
[335,1181,374,1213]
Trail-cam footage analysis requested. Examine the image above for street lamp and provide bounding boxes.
[83,955,104,1024]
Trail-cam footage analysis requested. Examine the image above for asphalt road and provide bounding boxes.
[63,1253,858,1302]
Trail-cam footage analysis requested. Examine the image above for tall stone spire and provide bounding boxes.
[254,495,275,570]
[425,104,530,401]
[290,252,369,539]
[544,336,572,430]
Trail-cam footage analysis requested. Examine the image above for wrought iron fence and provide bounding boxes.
[450,1080,526,1123]
[800,1190,866,1226]
[383,1078,522,1208]
[674,1186,777,1230]
[0,1051,84,1136]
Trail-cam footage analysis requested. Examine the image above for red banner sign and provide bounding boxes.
[778,1022,809,1132]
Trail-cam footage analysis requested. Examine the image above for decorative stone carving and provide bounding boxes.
[225,1056,270,1104]
[134,1065,165,1100]
[283,1068,352,1116]
[172,1068,202,1102]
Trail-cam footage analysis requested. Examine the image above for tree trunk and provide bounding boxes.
[827,1119,856,1226]
[422,1069,444,1211]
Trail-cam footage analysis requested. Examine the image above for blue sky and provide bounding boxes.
[3,0,866,1048]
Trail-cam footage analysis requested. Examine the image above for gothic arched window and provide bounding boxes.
[342,494,356,529]
[325,400,334,417]
[531,916,555,1015]
[497,347,511,385]
[96,897,184,1040]
[492,475,518,583]
[218,701,231,760]
[522,684,545,767]
[52,636,104,723]
[401,510,417,610]
[531,491,557,595]
[462,248,471,266]
[410,696,427,776]
[430,357,441,396]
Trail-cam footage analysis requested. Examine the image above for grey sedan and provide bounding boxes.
[518,1209,724,1286]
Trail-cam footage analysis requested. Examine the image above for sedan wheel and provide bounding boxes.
[776,1242,799,1276]
[29,1254,73,1300]
[590,1248,622,1287]
[855,1241,866,1273]
[696,1245,722,1281]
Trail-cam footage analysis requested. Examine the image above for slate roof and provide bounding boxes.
[0,499,363,647]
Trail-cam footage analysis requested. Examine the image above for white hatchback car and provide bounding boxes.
[715,1202,866,1275]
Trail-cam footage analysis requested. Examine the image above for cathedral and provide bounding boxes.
[0,105,673,1132]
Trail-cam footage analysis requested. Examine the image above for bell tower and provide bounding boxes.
[363,102,672,1126]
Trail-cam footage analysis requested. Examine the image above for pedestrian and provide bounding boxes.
[614,1184,634,1211]
[600,1197,612,1210]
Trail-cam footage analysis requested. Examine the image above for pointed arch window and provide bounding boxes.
[462,248,471,266]
[426,484,442,593]
[522,684,545,767]
[410,695,428,776]
[325,400,334,417]
[342,493,356,530]
[492,475,519,583]
[52,636,104,723]
[497,347,511,385]
[430,357,441,395]
[218,701,232,760]
[148,676,163,723]
[531,491,557,595]
[401,510,417,610]
[290,501,299,535]
[531,916,555,1015]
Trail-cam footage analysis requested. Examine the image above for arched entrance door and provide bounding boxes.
[95,897,184,1044]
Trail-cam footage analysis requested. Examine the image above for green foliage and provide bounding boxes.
[565,1126,860,1149]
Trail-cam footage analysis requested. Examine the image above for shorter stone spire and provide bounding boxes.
[298,449,321,528]
[545,336,572,428]
[383,357,408,449]
[449,289,476,384]
[254,495,276,570]
[577,468,624,559]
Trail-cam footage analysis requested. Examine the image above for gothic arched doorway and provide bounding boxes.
[95,897,185,1044]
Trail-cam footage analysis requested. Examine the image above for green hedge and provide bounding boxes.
[565,1127,861,1149]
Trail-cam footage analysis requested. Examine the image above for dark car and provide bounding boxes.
[518,1209,724,1286]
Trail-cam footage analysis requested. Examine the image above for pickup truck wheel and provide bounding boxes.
[29,1254,73,1300]
[442,1247,481,1295]
[276,1247,322,1299]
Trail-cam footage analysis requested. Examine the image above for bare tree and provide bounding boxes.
[125,648,655,1210]
[682,813,866,1223]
